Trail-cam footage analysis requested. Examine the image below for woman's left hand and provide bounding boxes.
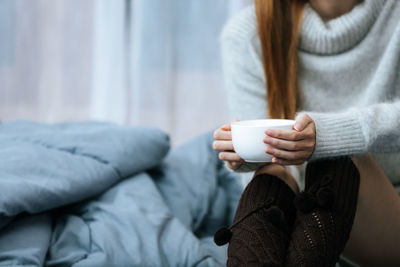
[263,113,316,165]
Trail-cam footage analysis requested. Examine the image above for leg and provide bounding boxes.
[285,156,361,267]
[221,164,298,266]
[344,154,400,266]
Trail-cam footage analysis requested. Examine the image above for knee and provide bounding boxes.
[255,163,287,177]
[255,164,299,193]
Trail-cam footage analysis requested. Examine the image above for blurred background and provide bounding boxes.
[0,0,251,146]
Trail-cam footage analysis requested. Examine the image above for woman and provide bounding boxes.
[213,0,400,266]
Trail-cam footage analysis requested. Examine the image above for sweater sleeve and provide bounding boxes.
[307,100,400,159]
[220,7,267,121]
[220,6,269,172]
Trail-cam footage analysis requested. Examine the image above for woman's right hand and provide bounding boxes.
[213,121,244,170]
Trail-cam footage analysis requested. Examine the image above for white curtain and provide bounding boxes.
[0,0,251,146]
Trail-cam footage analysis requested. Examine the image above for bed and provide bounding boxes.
[0,120,242,266]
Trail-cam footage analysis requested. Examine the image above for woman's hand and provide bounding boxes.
[263,113,316,165]
[213,121,244,170]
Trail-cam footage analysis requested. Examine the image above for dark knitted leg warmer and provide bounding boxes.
[285,157,360,267]
[214,174,296,267]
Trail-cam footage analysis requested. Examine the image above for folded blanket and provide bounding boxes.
[0,121,242,266]
[0,120,170,227]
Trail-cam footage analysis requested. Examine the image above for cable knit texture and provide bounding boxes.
[225,174,296,266]
[285,157,360,267]
[221,0,400,190]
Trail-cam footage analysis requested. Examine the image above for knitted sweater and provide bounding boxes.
[221,0,400,190]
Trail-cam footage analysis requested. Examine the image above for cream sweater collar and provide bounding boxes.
[299,0,387,54]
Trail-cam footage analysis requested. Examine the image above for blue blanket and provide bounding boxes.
[0,121,242,266]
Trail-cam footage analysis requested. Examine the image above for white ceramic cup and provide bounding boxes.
[231,119,295,162]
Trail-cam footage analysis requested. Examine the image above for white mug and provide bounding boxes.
[231,119,295,162]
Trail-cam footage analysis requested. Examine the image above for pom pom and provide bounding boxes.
[316,187,335,210]
[294,192,317,214]
[213,227,232,246]
[265,206,284,227]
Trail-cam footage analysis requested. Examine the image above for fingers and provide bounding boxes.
[264,114,316,165]
[294,113,313,131]
[265,113,314,141]
[265,128,305,141]
[220,123,231,131]
[220,119,239,131]
[226,160,244,170]
[213,140,234,151]
[214,119,240,140]
[264,136,313,151]
[265,146,310,162]
[218,151,242,161]
[265,125,314,141]
[213,128,232,140]
[213,121,243,168]
[214,118,315,167]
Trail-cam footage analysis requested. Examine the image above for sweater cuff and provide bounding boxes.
[306,111,367,160]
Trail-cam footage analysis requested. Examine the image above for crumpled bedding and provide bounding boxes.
[0,120,242,266]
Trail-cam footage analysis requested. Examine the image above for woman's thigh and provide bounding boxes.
[344,154,400,266]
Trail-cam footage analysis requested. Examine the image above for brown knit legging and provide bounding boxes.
[219,157,360,267]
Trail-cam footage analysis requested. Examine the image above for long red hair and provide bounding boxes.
[255,0,306,119]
